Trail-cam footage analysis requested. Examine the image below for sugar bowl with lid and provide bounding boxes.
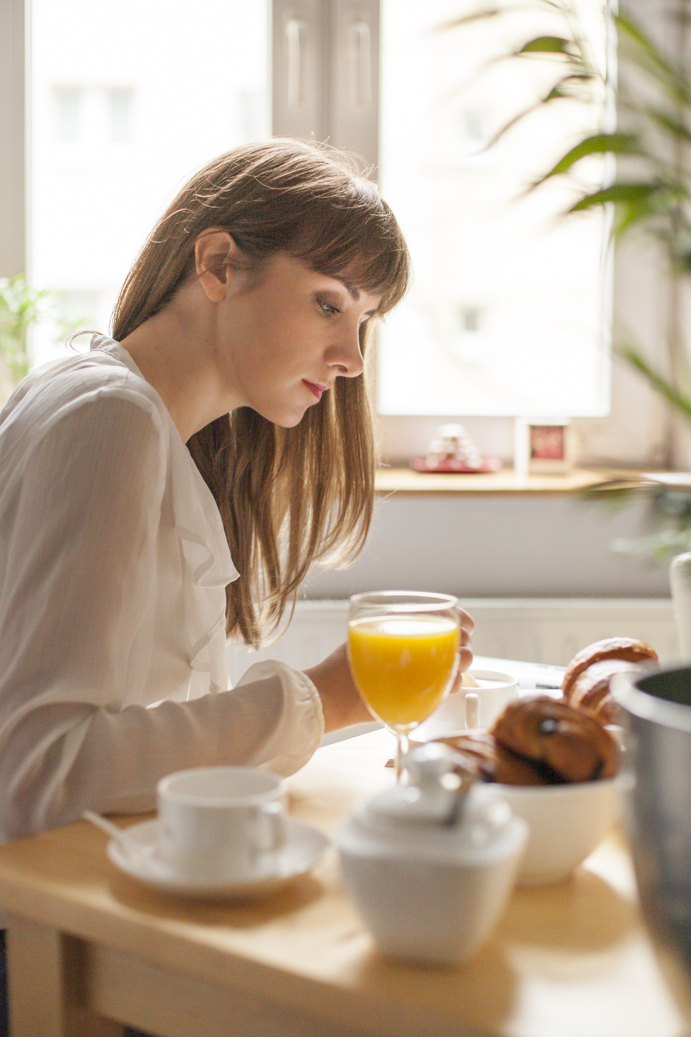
[336,742,527,966]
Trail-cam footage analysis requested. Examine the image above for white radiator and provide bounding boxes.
[227,597,678,682]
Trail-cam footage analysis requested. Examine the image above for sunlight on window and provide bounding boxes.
[378,0,611,417]
[31,0,270,366]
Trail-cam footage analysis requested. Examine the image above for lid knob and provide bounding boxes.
[367,742,477,826]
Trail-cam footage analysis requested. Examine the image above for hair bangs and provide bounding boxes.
[286,188,410,315]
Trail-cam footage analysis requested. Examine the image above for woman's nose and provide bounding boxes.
[328,327,364,378]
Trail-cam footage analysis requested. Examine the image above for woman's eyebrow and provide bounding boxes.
[334,276,380,315]
[336,277,360,301]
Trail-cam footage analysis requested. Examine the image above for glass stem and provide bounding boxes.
[395,732,410,783]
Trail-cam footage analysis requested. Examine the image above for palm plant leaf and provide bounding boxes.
[641,105,691,148]
[619,344,691,424]
[615,11,691,107]
[517,35,574,54]
[482,71,595,150]
[532,132,642,184]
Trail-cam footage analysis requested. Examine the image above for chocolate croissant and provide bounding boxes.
[429,731,549,785]
[490,696,619,783]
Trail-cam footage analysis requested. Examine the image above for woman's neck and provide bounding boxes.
[120,290,238,443]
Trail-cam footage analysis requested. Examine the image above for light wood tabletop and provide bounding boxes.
[0,726,686,1037]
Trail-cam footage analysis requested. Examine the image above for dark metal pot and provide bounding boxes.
[613,666,691,1024]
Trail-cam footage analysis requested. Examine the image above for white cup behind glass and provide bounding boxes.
[157,766,286,882]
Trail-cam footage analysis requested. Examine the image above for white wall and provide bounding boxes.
[228,597,677,677]
[300,491,672,600]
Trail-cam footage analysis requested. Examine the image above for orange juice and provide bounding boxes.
[347,614,459,731]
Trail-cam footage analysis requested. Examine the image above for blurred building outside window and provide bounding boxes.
[30,0,270,367]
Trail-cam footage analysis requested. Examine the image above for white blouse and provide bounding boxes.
[0,337,324,841]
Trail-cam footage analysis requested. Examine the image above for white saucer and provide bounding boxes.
[107,817,330,899]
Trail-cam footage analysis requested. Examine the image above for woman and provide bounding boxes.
[0,138,473,846]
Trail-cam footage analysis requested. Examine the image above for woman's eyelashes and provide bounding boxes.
[317,296,342,316]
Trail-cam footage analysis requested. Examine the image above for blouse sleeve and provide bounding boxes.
[0,393,324,841]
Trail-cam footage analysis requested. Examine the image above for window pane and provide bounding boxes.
[30,0,270,366]
[378,0,611,417]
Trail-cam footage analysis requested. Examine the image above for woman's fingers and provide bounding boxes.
[457,644,473,673]
[455,607,474,675]
[451,620,474,691]
[459,606,474,636]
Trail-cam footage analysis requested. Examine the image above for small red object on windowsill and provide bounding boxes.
[409,456,502,474]
[410,423,502,474]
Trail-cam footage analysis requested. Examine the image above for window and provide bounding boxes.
[376,0,611,418]
[1,0,668,465]
[30,0,270,366]
[271,0,611,419]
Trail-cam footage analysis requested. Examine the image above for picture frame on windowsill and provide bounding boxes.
[514,418,573,477]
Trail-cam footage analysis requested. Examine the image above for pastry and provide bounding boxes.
[493,741,552,785]
[566,658,641,724]
[491,696,619,782]
[428,731,496,781]
[561,637,657,701]
[431,730,567,785]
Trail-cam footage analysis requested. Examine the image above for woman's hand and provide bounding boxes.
[304,606,475,733]
[305,644,373,733]
[448,606,475,696]
[458,605,475,672]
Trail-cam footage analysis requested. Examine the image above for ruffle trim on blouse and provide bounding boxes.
[94,337,240,695]
[171,455,239,695]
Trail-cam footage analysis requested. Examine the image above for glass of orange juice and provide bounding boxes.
[348,591,461,781]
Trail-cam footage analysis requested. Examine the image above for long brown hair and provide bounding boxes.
[112,139,410,646]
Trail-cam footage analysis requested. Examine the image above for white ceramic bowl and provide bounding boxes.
[415,670,518,739]
[484,776,627,886]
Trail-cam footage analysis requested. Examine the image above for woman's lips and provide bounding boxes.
[303,380,328,401]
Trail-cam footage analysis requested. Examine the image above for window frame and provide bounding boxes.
[0,0,26,277]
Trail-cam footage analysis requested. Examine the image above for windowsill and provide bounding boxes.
[375,466,631,495]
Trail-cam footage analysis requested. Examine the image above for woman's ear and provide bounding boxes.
[194,230,238,302]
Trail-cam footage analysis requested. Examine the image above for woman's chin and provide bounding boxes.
[259,403,312,428]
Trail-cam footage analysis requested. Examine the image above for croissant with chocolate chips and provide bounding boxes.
[432,729,557,785]
[491,696,619,783]
[431,696,620,786]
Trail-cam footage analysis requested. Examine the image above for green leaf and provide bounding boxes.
[486,73,592,152]
[641,105,691,147]
[434,6,502,32]
[0,273,53,388]
[535,133,642,183]
[620,345,691,425]
[676,248,691,275]
[568,182,657,210]
[517,35,573,55]
[565,181,677,237]
[615,11,691,106]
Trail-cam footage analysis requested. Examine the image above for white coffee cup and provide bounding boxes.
[157,766,286,881]
[415,669,519,738]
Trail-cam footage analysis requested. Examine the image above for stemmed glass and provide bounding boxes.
[347,591,461,781]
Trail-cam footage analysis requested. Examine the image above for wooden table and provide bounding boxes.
[0,727,686,1037]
